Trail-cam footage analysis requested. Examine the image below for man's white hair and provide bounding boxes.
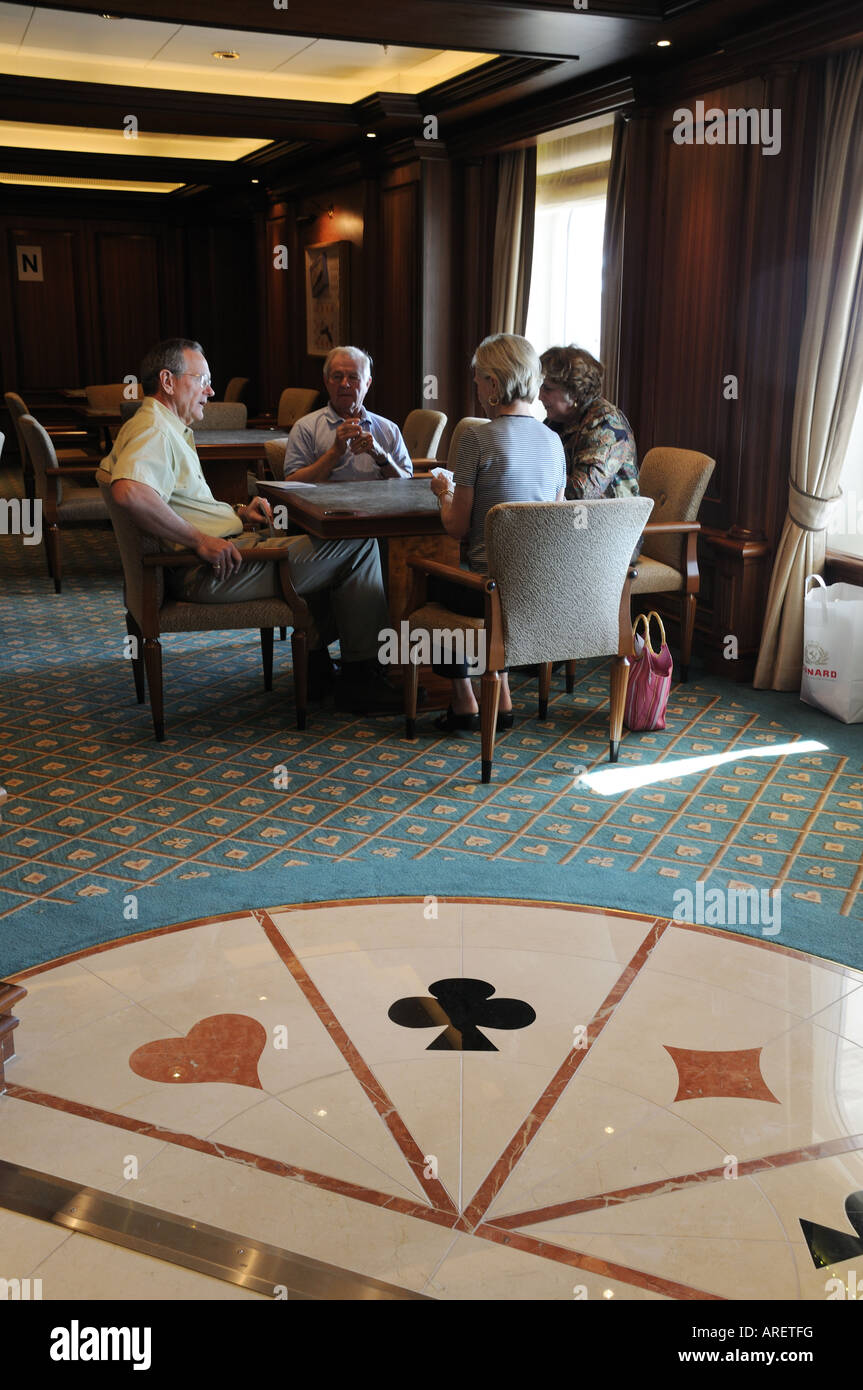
[323,346,373,380]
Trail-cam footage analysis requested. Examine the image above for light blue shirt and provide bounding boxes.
[282,404,413,481]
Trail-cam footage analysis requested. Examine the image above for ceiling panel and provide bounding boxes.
[0,1,32,44]
[22,4,180,58]
[151,24,316,70]
[0,3,495,99]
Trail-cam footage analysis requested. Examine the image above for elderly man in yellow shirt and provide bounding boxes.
[102,338,400,712]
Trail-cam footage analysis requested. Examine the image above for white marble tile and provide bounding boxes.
[33,1232,267,1300]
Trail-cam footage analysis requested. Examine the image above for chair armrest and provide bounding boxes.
[406,557,491,591]
[642,521,700,535]
[45,465,100,476]
[142,546,299,569]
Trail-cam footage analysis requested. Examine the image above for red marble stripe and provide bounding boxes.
[474,1221,724,1300]
[461,918,670,1228]
[493,1131,863,1229]
[255,909,458,1214]
[4,1082,459,1231]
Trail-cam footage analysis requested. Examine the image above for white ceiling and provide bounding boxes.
[0,3,496,101]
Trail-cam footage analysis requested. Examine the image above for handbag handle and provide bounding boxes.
[632,610,667,653]
[805,573,827,595]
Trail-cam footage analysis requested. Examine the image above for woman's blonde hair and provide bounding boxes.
[472,333,542,404]
[540,346,604,412]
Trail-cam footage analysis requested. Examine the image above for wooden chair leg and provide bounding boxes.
[405,653,420,740]
[49,525,62,594]
[480,670,500,783]
[291,628,308,731]
[609,655,630,763]
[538,662,552,720]
[125,612,145,703]
[680,593,697,682]
[260,627,274,691]
[566,659,576,694]
[142,637,165,741]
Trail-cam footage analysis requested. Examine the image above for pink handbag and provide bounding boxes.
[624,611,674,731]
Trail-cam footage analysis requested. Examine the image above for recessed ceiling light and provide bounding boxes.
[365,131,377,139]
[212,50,240,61]
[656,39,672,48]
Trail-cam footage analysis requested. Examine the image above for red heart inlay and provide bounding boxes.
[129,1013,266,1089]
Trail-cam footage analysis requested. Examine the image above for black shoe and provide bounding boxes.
[335,662,404,714]
[496,710,514,731]
[308,648,338,701]
[434,705,480,733]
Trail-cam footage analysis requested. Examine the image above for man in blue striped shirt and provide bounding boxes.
[280,347,412,483]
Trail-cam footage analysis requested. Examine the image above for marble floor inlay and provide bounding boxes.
[3,898,863,1300]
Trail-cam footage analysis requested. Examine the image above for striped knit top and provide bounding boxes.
[452,415,566,572]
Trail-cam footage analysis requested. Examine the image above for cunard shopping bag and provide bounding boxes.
[801,574,863,723]
[624,611,674,731]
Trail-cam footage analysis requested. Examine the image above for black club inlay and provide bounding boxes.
[387,978,536,1051]
[801,1188,863,1268]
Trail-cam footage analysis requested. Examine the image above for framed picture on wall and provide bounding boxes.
[304,241,350,357]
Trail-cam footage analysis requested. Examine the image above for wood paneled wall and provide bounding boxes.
[618,67,819,676]
[0,208,253,405]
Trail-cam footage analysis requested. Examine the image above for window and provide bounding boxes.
[525,114,614,363]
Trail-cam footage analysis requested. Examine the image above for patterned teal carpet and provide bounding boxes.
[1,465,861,975]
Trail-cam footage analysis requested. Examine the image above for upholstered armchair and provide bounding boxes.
[6,391,100,500]
[277,388,319,428]
[402,409,447,461]
[96,470,313,740]
[193,402,248,431]
[85,383,143,410]
[404,496,654,782]
[18,415,108,593]
[630,447,716,681]
[224,377,249,404]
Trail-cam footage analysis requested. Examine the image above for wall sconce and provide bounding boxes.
[296,201,334,225]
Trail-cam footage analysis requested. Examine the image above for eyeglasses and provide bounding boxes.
[328,371,362,384]
[171,371,213,389]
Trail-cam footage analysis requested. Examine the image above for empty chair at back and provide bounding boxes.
[277,388,319,429]
[403,409,447,460]
[85,383,143,411]
[193,402,248,431]
[224,376,249,404]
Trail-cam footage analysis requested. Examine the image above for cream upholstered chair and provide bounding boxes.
[224,376,249,404]
[18,416,108,593]
[402,409,447,460]
[404,496,654,782]
[96,470,313,740]
[5,391,99,498]
[117,400,248,430]
[85,383,143,410]
[277,388,319,429]
[630,447,715,681]
[193,402,248,431]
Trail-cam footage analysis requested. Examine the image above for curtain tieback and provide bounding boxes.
[787,478,842,532]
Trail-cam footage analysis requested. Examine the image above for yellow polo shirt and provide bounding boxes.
[103,397,242,540]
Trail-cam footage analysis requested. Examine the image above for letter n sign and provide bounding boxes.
[17,246,43,281]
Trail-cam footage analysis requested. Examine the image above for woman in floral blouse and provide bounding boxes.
[538,345,639,502]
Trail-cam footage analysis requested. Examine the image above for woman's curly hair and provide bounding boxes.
[540,346,604,413]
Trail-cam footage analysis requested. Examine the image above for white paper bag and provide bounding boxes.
[800,574,863,723]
